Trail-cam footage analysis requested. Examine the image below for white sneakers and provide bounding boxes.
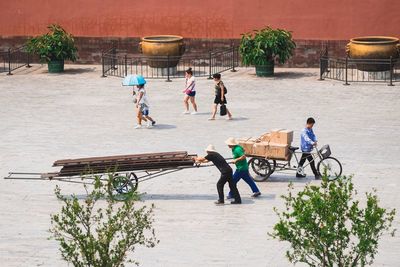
[134,124,142,129]
[183,110,199,115]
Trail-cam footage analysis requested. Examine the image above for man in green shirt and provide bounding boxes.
[225,138,261,198]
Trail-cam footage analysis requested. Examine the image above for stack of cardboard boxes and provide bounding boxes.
[237,129,294,160]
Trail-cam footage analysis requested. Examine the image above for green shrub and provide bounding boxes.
[26,24,78,63]
[270,174,396,267]
[239,27,296,66]
[49,175,158,266]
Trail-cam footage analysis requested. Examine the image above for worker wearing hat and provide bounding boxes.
[225,137,261,198]
[194,145,241,205]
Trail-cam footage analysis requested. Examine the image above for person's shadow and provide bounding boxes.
[150,124,177,130]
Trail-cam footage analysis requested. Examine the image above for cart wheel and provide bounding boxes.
[317,157,342,181]
[108,173,137,201]
[269,160,276,174]
[248,158,271,182]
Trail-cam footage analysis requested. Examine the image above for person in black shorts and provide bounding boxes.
[194,145,241,205]
[208,73,233,121]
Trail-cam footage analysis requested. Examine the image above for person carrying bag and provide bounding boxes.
[209,73,232,120]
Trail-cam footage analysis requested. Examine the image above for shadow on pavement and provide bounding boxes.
[151,124,177,130]
[265,174,314,183]
[248,71,316,79]
[63,67,97,74]
[141,193,259,204]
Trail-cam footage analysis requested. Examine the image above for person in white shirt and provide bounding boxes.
[135,84,156,129]
[182,68,198,115]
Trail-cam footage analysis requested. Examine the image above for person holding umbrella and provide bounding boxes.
[122,75,156,129]
[135,84,156,129]
[194,145,241,205]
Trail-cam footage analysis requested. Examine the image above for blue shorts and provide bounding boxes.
[141,109,149,116]
[186,91,196,97]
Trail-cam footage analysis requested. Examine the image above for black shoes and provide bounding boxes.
[252,192,261,198]
[215,200,242,205]
[152,121,156,126]
[214,200,224,205]
[315,175,322,180]
[296,173,306,178]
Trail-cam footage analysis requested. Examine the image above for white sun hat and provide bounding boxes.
[205,144,217,152]
[224,137,238,146]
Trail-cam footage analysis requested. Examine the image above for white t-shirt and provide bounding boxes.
[185,76,196,92]
[137,88,150,107]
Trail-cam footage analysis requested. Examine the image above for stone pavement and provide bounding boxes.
[0,65,399,266]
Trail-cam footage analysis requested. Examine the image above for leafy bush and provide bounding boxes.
[239,27,296,66]
[49,175,158,266]
[26,24,78,63]
[270,174,396,267]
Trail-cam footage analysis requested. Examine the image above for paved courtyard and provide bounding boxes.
[0,65,399,266]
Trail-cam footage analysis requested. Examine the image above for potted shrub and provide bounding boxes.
[26,24,78,73]
[239,27,296,77]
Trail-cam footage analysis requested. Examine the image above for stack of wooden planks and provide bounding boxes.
[53,151,196,177]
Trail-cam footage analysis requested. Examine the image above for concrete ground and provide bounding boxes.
[0,65,399,267]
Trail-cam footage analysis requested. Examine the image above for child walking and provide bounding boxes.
[135,84,156,129]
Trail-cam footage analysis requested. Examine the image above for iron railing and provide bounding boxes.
[0,46,31,75]
[319,55,399,86]
[0,50,7,73]
[101,45,239,80]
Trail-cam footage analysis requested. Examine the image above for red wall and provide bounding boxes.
[0,0,399,40]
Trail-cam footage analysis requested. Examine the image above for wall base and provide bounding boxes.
[0,36,349,68]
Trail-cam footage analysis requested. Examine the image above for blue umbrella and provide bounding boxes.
[122,74,147,86]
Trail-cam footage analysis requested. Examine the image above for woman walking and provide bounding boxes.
[183,68,198,115]
[209,73,232,120]
[135,84,156,129]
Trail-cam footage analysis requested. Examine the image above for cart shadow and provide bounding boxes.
[266,174,314,183]
[141,193,259,204]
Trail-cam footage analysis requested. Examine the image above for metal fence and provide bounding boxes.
[319,55,399,86]
[101,45,239,80]
[0,46,31,75]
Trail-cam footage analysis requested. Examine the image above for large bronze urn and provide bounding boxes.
[346,36,400,71]
[139,35,185,68]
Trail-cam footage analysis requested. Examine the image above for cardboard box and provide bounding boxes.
[237,138,257,155]
[252,142,269,156]
[259,132,271,142]
[266,143,289,160]
[270,129,293,145]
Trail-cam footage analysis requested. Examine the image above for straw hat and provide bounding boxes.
[224,137,238,146]
[205,144,217,152]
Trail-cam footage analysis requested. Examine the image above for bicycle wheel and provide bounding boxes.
[248,157,271,182]
[317,157,342,181]
[108,173,138,201]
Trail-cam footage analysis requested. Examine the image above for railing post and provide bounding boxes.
[26,49,31,68]
[101,52,106,77]
[112,44,117,70]
[208,50,213,79]
[318,56,324,80]
[7,48,12,75]
[231,46,237,72]
[166,54,172,82]
[344,55,349,85]
[388,56,394,86]
[124,55,128,77]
